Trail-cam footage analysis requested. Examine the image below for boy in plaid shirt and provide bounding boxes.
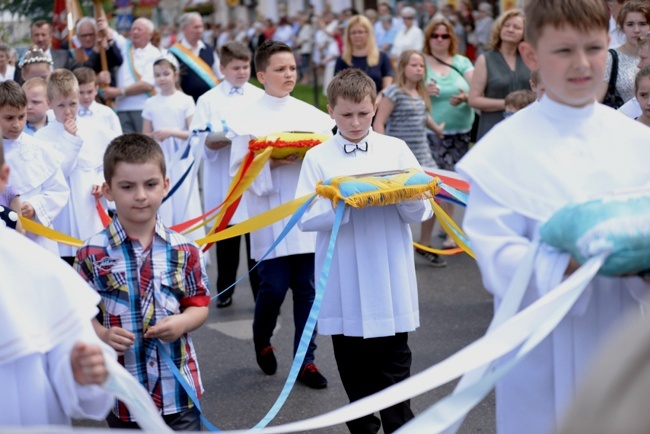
[75,133,210,430]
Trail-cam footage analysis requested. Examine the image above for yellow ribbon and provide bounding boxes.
[20,217,83,247]
[428,199,475,259]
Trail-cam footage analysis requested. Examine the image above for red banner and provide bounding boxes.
[52,0,68,49]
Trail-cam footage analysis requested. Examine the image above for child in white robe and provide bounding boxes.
[0,139,113,426]
[74,67,123,137]
[35,69,116,262]
[296,68,432,433]
[0,80,69,255]
[228,41,334,389]
[456,1,650,433]
[190,41,264,307]
[142,56,205,242]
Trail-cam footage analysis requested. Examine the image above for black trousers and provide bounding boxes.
[216,231,260,301]
[106,407,201,431]
[332,333,414,434]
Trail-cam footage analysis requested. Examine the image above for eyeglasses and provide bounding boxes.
[431,33,451,40]
[402,16,415,20]
[78,33,95,39]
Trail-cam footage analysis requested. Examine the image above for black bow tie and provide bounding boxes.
[344,141,368,154]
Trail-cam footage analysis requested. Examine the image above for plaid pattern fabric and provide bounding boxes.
[75,217,210,421]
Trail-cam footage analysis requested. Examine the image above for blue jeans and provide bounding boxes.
[253,253,317,365]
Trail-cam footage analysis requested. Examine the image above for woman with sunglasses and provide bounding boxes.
[422,17,475,250]
[468,8,531,141]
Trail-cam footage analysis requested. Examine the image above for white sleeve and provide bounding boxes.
[462,183,570,301]
[296,154,350,232]
[28,169,70,228]
[47,322,115,420]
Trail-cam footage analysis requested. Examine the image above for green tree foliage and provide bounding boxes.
[0,0,57,20]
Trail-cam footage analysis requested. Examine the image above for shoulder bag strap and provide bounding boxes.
[608,48,619,95]
[430,54,468,84]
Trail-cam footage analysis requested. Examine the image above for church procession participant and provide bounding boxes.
[169,12,224,102]
[190,41,264,308]
[100,18,161,133]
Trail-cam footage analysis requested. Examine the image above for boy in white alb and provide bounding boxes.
[229,41,334,389]
[456,1,650,433]
[74,67,123,137]
[190,41,264,308]
[296,69,431,433]
[35,69,117,264]
[0,80,69,255]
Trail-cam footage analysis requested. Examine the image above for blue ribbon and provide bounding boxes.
[254,201,346,428]
[157,342,221,431]
[161,127,211,204]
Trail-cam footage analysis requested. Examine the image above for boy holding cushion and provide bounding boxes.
[228,40,333,389]
[296,68,433,433]
[456,0,650,433]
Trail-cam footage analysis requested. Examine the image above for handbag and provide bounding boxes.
[603,49,625,109]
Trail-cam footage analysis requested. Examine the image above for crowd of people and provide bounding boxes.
[3,0,650,433]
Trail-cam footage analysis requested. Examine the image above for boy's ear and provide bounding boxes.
[101,182,113,202]
[327,103,334,118]
[256,70,266,85]
[519,42,539,72]
[163,176,171,196]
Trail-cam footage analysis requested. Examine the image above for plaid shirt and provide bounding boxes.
[75,217,210,421]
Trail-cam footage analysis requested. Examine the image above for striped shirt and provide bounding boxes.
[75,217,210,421]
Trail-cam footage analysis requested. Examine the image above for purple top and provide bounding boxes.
[0,185,17,208]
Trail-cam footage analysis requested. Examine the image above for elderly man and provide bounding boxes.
[15,20,76,83]
[168,12,223,102]
[102,18,161,133]
[73,17,123,89]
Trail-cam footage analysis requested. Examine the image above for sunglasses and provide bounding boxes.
[431,33,451,40]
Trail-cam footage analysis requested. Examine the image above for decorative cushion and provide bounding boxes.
[540,190,650,276]
[248,131,330,159]
[316,168,440,208]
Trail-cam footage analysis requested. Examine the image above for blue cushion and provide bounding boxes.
[540,191,650,276]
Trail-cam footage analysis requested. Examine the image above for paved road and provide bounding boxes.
[77,222,496,433]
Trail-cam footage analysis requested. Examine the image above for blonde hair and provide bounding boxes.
[504,89,536,110]
[395,50,431,111]
[423,18,458,56]
[22,77,46,92]
[639,33,650,50]
[46,69,79,101]
[342,15,379,67]
[489,9,525,50]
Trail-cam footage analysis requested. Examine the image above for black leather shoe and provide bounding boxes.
[299,363,328,389]
[256,346,277,375]
[216,296,232,308]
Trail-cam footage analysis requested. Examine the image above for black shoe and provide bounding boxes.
[256,346,277,375]
[216,296,232,308]
[298,363,328,389]
[415,247,448,268]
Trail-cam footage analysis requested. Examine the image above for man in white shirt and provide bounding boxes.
[100,18,161,133]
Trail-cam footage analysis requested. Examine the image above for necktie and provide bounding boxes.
[229,86,243,95]
[344,141,368,154]
[79,108,92,117]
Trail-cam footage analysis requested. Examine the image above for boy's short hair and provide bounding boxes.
[22,77,46,92]
[617,1,650,29]
[530,70,541,87]
[634,65,650,94]
[220,41,251,67]
[103,133,166,186]
[254,40,293,73]
[525,0,608,47]
[327,68,377,107]
[46,69,79,101]
[639,33,650,50]
[505,89,537,111]
[73,67,97,86]
[0,80,27,110]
